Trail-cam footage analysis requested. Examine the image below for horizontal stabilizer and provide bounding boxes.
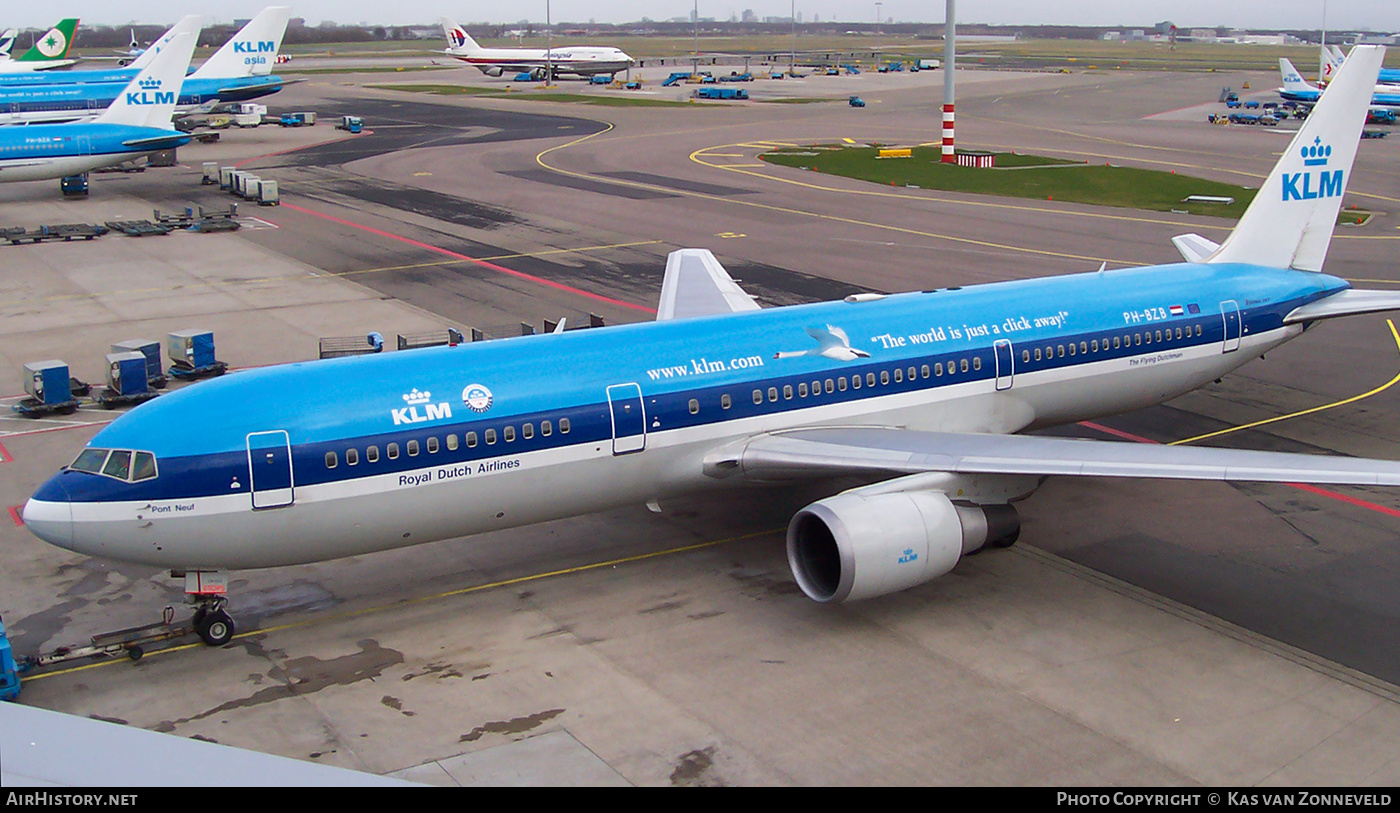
[1283,289,1400,324]
[704,427,1400,486]
[657,249,762,321]
[120,134,189,150]
[1171,233,1220,263]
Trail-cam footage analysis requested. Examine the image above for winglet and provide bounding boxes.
[657,249,762,321]
[1208,46,1384,272]
[189,6,291,79]
[94,32,196,128]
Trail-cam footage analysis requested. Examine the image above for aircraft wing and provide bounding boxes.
[656,248,762,321]
[0,159,55,171]
[703,426,1400,486]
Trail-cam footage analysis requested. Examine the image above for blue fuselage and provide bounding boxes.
[0,121,191,180]
[0,74,286,124]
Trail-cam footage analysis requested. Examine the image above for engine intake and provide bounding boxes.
[786,491,1019,603]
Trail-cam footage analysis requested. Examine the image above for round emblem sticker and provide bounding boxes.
[462,384,493,413]
[37,30,67,58]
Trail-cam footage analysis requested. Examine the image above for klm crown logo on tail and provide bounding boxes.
[1283,137,1343,201]
[126,77,175,106]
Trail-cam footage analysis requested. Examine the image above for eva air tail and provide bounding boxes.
[188,6,291,80]
[1200,46,1385,272]
[441,17,482,53]
[94,32,197,129]
[14,18,78,64]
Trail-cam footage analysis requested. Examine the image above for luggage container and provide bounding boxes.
[111,339,166,389]
[257,179,279,206]
[219,166,235,190]
[202,162,220,185]
[95,351,159,409]
[13,360,80,416]
[167,330,228,380]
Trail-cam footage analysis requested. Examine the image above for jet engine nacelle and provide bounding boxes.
[786,491,1020,603]
[482,66,504,77]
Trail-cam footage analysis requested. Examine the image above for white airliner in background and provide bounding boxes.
[440,16,633,78]
[23,47,1400,648]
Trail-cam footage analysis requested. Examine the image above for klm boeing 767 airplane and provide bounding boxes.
[23,46,1400,647]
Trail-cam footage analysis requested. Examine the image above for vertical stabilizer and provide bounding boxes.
[441,18,482,53]
[128,15,208,71]
[15,19,78,63]
[94,32,196,128]
[188,6,291,79]
[0,29,17,58]
[1279,58,1318,96]
[1207,46,1384,272]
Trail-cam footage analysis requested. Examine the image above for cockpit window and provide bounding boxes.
[71,448,109,473]
[70,447,158,482]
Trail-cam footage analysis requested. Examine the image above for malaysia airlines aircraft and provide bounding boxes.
[1279,57,1400,107]
[0,18,80,73]
[0,33,193,183]
[24,46,1400,648]
[0,7,292,124]
[440,17,633,78]
[1322,45,1400,86]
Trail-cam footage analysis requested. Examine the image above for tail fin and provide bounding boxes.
[1208,46,1385,272]
[441,17,481,53]
[0,29,17,58]
[15,18,78,63]
[127,15,207,71]
[94,32,196,128]
[1321,45,1345,83]
[1279,58,1318,96]
[188,6,291,80]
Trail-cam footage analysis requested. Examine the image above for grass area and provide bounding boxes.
[761,145,1256,218]
[367,83,698,107]
[279,65,456,75]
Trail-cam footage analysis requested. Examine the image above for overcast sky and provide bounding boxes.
[6,2,1397,34]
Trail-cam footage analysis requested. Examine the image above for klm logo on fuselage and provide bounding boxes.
[1282,137,1343,201]
[392,388,452,425]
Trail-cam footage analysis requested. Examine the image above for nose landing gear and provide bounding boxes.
[182,571,237,647]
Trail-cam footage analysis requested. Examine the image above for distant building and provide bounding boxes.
[742,9,756,22]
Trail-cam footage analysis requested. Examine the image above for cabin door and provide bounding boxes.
[1220,300,1242,353]
[247,430,295,509]
[993,339,1015,391]
[606,383,647,455]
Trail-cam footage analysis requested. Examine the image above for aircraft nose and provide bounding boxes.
[23,475,73,549]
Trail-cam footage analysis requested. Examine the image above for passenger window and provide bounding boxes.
[523,423,534,439]
[768,387,778,402]
[720,395,731,410]
[689,399,699,414]
[866,372,876,386]
[1058,345,1066,357]
[850,376,860,390]
[504,426,515,442]
[894,368,903,383]
[783,385,793,400]
[407,440,419,456]
[1113,336,1121,349]
[466,432,478,448]
[1068,343,1076,356]
[972,357,981,371]
[799,382,809,397]
[447,434,459,451]
[367,446,380,463]
[934,363,943,376]
[1091,339,1099,353]
[485,429,497,445]
[1175,327,1182,339]
[921,364,930,378]
[825,379,835,393]
[101,450,131,479]
[387,443,399,460]
[1022,350,1030,363]
[1135,334,1142,346]
[907,367,916,381]
[560,418,571,433]
[880,370,890,385]
[1034,348,1042,361]
[428,437,439,453]
[837,377,847,391]
[1155,330,1163,342]
[753,389,763,405]
[132,452,158,481]
[347,448,359,466]
[959,359,969,373]
[325,451,338,468]
[542,420,553,435]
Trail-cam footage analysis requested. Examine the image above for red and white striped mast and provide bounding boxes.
[941,0,957,163]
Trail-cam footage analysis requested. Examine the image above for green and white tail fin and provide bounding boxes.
[1204,45,1384,272]
[188,6,291,80]
[14,18,78,64]
[94,32,196,128]
[0,29,17,59]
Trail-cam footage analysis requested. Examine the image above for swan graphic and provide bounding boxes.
[775,325,871,361]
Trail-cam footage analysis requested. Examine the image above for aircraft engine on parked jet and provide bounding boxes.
[786,491,1020,603]
[483,66,504,77]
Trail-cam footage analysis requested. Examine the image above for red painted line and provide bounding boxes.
[0,440,10,463]
[1076,419,1400,519]
[2,420,116,439]
[276,202,657,315]
[8,506,22,527]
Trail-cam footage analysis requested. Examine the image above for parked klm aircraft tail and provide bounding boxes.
[125,15,208,71]
[93,32,198,128]
[1278,57,1318,99]
[188,6,291,80]
[1203,47,1383,271]
[441,17,483,53]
